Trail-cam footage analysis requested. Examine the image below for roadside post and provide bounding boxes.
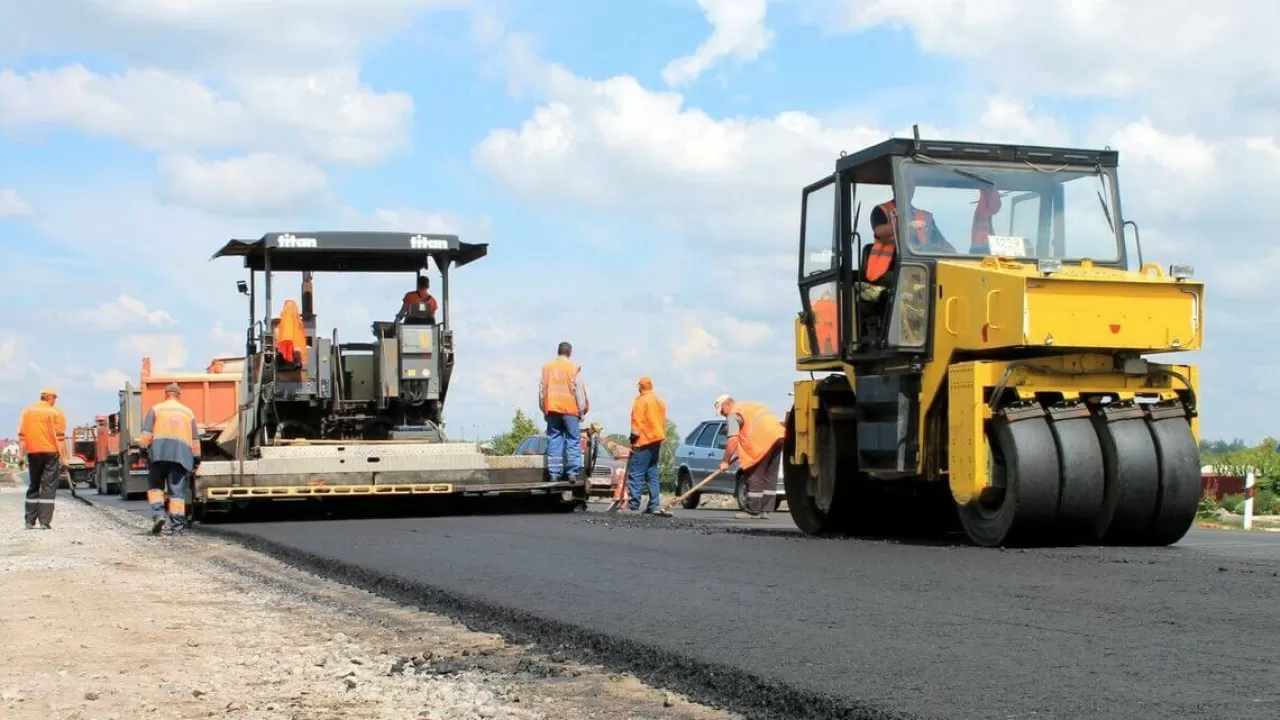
[1242,470,1255,530]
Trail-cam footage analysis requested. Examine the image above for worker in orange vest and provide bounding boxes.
[396,275,439,325]
[626,376,667,513]
[17,387,68,530]
[139,383,201,536]
[538,341,589,481]
[713,394,784,520]
[862,185,955,301]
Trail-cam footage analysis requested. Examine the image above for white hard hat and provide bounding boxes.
[713,394,731,412]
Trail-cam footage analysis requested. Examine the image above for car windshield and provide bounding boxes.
[595,441,615,460]
[893,158,1122,264]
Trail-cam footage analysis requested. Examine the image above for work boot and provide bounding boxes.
[733,511,764,520]
[151,518,165,536]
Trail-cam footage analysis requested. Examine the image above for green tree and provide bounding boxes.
[606,432,629,448]
[659,419,679,492]
[489,408,540,456]
[1209,437,1280,494]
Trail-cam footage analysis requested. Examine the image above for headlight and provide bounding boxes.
[1037,258,1063,275]
[1169,263,1194,280]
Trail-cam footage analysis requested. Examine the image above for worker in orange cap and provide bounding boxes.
[713,394,784,520]
[139,383,201,536]
[17,387,68,529]
[626,376,667,513]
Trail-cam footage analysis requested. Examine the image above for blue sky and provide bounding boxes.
[1,0,1278,445]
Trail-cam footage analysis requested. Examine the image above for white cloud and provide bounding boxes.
[0,188,31,217]
[156,153,331,216]
[116,334,188,372]
[58,295,176,331]
[92,369,130,391]
[0,0,468,76]
[662,0,775,87]
[0,65,414,166]
[825,0,1280,133]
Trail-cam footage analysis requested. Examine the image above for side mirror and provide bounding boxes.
[237,280,249,295]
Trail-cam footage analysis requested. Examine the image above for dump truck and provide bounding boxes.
[189,230,575,520]
[93,414,122,495]
[107,356,243,498]
[785,131,1203,548]
[64,424,98,487]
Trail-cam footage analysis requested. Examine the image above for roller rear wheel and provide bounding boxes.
[1046,404,1106,544]
[1139,404,1201,546]
[957,404,1061,548]
[1091,402,1161,545]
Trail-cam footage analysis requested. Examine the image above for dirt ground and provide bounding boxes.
[0,486,739,720]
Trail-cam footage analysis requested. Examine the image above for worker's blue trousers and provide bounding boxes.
[544,413,582,480]
[627,442,661,512]
[147,460,191,533]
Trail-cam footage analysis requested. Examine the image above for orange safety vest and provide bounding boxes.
[18,400,67,454]
[865,241,895,283]
[541,357,582,415]
[811,296,838,354]
[630,389,668,447]
[276,299,307,365]
[139,398,201,458]
[877,200,931,246]
[732,401,785,470]
[402,290,438,315]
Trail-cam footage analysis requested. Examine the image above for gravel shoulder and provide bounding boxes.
[0,487,738,720]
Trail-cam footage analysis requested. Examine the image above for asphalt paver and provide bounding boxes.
[186,503,1280,720]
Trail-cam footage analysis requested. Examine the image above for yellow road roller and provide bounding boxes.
[786,130,1203,547]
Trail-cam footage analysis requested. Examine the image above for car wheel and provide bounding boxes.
[677,471,701,510]
[734,474,750,512]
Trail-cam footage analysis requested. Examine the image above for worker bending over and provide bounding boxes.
[17,387,68,530]
[139,383,201,536]
[627,376,667,514]
[713,394,784,520]
[538,341,589,482]
[397,275,438,325]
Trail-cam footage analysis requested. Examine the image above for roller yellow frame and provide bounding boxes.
[784,131,1204,547]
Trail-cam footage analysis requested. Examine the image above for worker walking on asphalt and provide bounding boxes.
[538,341,589,482]
[713,394,784,520]
[139,383,201,536]
[17,388,68,530]
[627,376,667,513]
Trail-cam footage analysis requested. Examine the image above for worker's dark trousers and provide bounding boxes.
[24,452,60,528]
[743,440,783,515]
[626,441,662,513]
[148,461,192,533]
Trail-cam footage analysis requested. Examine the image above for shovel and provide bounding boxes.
[654,468,726,517]
[605,451,632,513]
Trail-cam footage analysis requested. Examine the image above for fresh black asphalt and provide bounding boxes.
[85,492,1280,720]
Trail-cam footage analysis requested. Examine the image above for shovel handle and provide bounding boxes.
[662,468,726,512]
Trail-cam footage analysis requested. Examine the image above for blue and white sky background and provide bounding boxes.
[1,0,1277,443]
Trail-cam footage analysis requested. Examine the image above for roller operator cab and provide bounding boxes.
[787,133,1204,548]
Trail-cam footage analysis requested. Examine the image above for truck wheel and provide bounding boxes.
[676,471,700,510]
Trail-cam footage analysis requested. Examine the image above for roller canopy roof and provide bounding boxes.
[212,231,489,273]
